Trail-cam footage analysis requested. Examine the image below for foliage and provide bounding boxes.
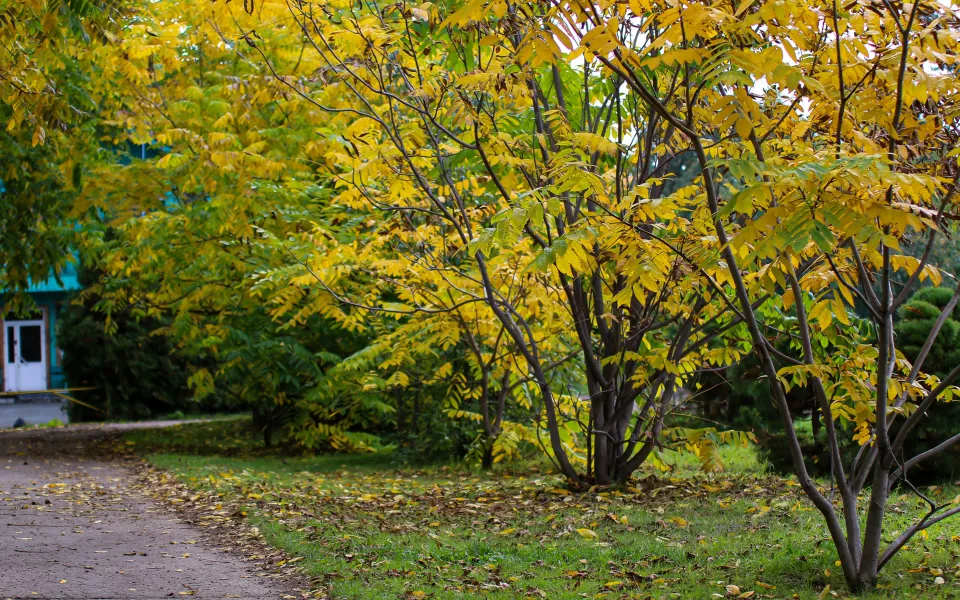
[57,264,222,420]
[64,1,399,450]
[216,0,756,486]
[232,0,960,590]
[68,0,559,465]
[24,0,960,591]
[0,0,124,300]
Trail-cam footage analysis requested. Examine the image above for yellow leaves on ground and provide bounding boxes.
[575,528,598,539]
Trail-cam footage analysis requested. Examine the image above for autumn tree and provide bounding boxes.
[223,0,762,486]
[72,0,384,447]
[226,0,960,590]
[75,0,541,457]
[523,0,960,591]
[0,0,122,298]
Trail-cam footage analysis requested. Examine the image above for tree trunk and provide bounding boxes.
[812,399,821,441]
[481,444,494,470]
[594,430,612,485]
[611,403,632,481]
[263,422,273,447]
[847,576,876,595]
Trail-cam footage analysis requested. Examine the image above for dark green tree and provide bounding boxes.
[57,265,220,420]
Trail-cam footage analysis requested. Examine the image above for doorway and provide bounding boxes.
[4,317,47,392]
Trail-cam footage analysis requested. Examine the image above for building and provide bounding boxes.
[1,262,80,394]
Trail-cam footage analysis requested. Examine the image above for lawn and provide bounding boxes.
[126,420,960,599]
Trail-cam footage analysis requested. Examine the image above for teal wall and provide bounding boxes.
[29,264,81,390]
[32,292,69,389]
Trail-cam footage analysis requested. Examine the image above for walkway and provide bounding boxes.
[0,424,295,599]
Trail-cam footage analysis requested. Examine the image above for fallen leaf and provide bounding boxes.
[576,528,597,539]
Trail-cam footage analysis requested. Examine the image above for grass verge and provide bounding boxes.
[128,419,960,599]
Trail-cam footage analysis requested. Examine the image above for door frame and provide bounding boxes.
[2,307,50,393]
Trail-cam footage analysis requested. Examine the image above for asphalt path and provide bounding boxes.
[0,423,292,599]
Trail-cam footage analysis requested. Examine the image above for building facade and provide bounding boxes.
[1,263,80,393]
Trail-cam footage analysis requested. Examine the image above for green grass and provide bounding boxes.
[100,411,245,425]
[123,415,284,456]
[129,420,960,599]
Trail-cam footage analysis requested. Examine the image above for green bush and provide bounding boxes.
[897,300,945,321]
[703,291,960,481]
[913,287,960,318]
[57,266,224,420]
[892,287,960,481]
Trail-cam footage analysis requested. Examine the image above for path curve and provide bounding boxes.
[0,423,297,599]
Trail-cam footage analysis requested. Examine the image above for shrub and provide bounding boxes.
[57,266,223,420]
[892,287,960,480]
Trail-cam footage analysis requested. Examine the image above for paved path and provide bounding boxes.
[0,424,293,599]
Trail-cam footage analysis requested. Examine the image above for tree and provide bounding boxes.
[234,0,755,486]
[233,0,960,591]
[78,0,544,458]
[73,0,388,445]
[0,0,121,297]
[529,0,960,591]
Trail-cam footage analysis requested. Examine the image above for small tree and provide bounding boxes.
[241,0,960,590]
[546,0,960,591]
[239,0,754,486]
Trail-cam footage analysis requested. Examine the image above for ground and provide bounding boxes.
[0,423,304,600]
[6,420,960,599]
[125,420,960,600]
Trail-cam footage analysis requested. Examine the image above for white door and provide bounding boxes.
[4,320,47,392]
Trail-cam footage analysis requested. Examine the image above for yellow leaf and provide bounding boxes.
[576,528,597,539]
[668,516,689,528]
[735,0,756,16]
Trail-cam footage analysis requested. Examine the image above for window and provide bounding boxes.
[19,326,42,363]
